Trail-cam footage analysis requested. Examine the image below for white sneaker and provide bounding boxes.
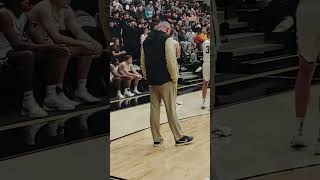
[195,66,202,73]
[201,101,206,109]
[21,99,48,118]
[58,92,80,106]
[43,95,75,111]
[117,93,125,99]
[291,133,307,148]
[133,90,142,95]
[75,90,101,103]
[176,101,183,106]
[273,16,294,32]
[128,90,135,96]
[124,90,134,97]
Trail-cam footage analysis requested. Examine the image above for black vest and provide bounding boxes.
[143,30,171,85]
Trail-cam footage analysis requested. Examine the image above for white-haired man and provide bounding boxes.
[141,21,193,147]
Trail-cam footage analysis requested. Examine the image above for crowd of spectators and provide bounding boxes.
[110,0,211,99]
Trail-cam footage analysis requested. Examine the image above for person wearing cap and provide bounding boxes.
[141,21,194,147]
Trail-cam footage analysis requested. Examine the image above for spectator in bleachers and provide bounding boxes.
[27,0,103,106]
[118,55,142,96]
[122,18,140,60]
[110,16,122,40]
[110,0,210,96]
[186,27,196,43]
[0,0,71,117]
[136,5,144,20]
[111,38,127,62]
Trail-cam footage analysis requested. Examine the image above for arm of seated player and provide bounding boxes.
[122,64,136,77]
[0,11,68,56]
[131,66,142,79]
[35,6,88,47]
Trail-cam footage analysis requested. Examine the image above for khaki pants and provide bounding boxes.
[149,81,184,142]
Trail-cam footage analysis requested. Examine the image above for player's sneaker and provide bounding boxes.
[176,101,183,106]
[176,136,193,146]
[195,66,202,73]
[57,89,80,106]
[201,101,206,109]
[21,99,48,118]
[133,89,142,95]
[117,93,125,99]
[75,90,100,103]
[124,90,134,97]
[43,95,75,111]
[291,133,307,148]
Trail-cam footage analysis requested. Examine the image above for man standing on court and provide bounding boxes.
[141,21,193,147]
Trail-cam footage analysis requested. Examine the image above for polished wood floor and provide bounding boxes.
[110,115,210,180]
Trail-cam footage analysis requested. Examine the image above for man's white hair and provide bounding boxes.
[157,21,171,29]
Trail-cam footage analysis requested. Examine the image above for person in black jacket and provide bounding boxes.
[141,21,193,147]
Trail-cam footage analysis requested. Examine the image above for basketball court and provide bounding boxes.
[110,90,210,180]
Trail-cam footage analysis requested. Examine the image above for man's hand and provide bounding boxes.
[80,41,103,56]
[92,41,103,55]
[134,74,142,79]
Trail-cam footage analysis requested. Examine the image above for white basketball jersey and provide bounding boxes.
[202,40,210,63]
[0,9,27,59]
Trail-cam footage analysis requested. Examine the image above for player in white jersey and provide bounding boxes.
[28,0,103,104]
[291,0,320,154]
[118,55,142,96]
[0,0,72,117]
[201,31,210,109]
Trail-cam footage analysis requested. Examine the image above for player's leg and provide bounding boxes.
[7,50,48,117]
[113,77,125,99]
[202,80,209,108]
[68,46,100,103]
[201,62,210,109]
[292,55,316,147]
[123,76,134,97]
[291,6,316,147]
[36,52,76,111]
[132,75,142,95]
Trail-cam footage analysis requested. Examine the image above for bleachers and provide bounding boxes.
[109,0,210,108]
[216,0,297,74]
